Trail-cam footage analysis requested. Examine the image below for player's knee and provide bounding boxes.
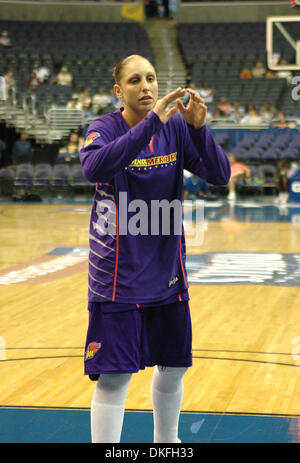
[157,365,189,377]
[92,373,132,407]
[97,373,132,392]
[155,366,189,393]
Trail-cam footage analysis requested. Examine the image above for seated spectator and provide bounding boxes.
[183,173,217,201]
[246,103,255,112]
[57,132,84,162]
[51,66,72,86]
[259,103,278,122]
[0,30,12,47]
[33,62,50,85]
[272,111,288,128]
[230,101,246,122]
[82,101,93,122]
[276,59,293,84]
[251,60,266,78]
[27,71,39,89]
[4,70,16,95]
[275,160,299,203]
[240,108,263,125]
[217,97,232,117]
[265,70,277,79]
[227,153,251,200]
[198,82,216,104]
[239,67,252,79]
[12,132,33,164]
[79,88,91,107]
[66,94,82,111]
[92,87,112,115]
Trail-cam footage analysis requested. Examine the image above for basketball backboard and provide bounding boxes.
[266,15,300,71]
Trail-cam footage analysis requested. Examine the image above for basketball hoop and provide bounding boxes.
[266,16,300,70]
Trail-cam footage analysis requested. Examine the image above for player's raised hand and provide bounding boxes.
[176,89,207,129]
[153,87,186,124]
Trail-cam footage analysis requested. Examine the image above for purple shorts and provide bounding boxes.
[84,300,193,377]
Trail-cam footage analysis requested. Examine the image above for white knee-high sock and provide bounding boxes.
[90,373,132,443]
[151,366,189,443]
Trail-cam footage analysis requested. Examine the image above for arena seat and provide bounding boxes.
[70,164,91,191]
[261,147,280,162]
[33,163,53,189]
[52,164,71,189]
[14,163,34,189]
[258,164,277,193]
[278,147,298,161]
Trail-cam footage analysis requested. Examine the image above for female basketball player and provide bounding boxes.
[80,54,231,443]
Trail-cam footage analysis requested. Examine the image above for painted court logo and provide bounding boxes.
[0,247,88,285]
[186,252,300,286]
[85,342,102,360]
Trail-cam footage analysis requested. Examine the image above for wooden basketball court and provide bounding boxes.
[0,199,300,420]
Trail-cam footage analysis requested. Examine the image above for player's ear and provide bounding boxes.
[114,84,123,101]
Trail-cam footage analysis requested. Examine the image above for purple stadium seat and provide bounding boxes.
[14,164,34,188]
[33,163,52,189]
[52,164,71,188]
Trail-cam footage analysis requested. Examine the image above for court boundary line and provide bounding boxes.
[2,354,300,369]
[0,405,299,418]
[3,346,300,357]
[192,355,300,368]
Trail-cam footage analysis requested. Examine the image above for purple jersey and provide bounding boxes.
[80,109,230,304]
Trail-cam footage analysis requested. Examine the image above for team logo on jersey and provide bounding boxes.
[85,342,102,360]
[84,132,100,147]
[129,152,177,168]
[168,275,179,287]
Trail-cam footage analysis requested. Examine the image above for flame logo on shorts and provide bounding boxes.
[85,342,102,360]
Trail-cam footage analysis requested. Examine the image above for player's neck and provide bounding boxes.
[121,107,151,128]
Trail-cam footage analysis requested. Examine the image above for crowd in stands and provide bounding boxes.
[186,81,293,127]
[239,59,293,83]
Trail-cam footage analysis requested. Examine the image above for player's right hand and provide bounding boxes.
[153,87,186,124]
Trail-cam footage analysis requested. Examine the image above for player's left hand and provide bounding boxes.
[176,89,207,129]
